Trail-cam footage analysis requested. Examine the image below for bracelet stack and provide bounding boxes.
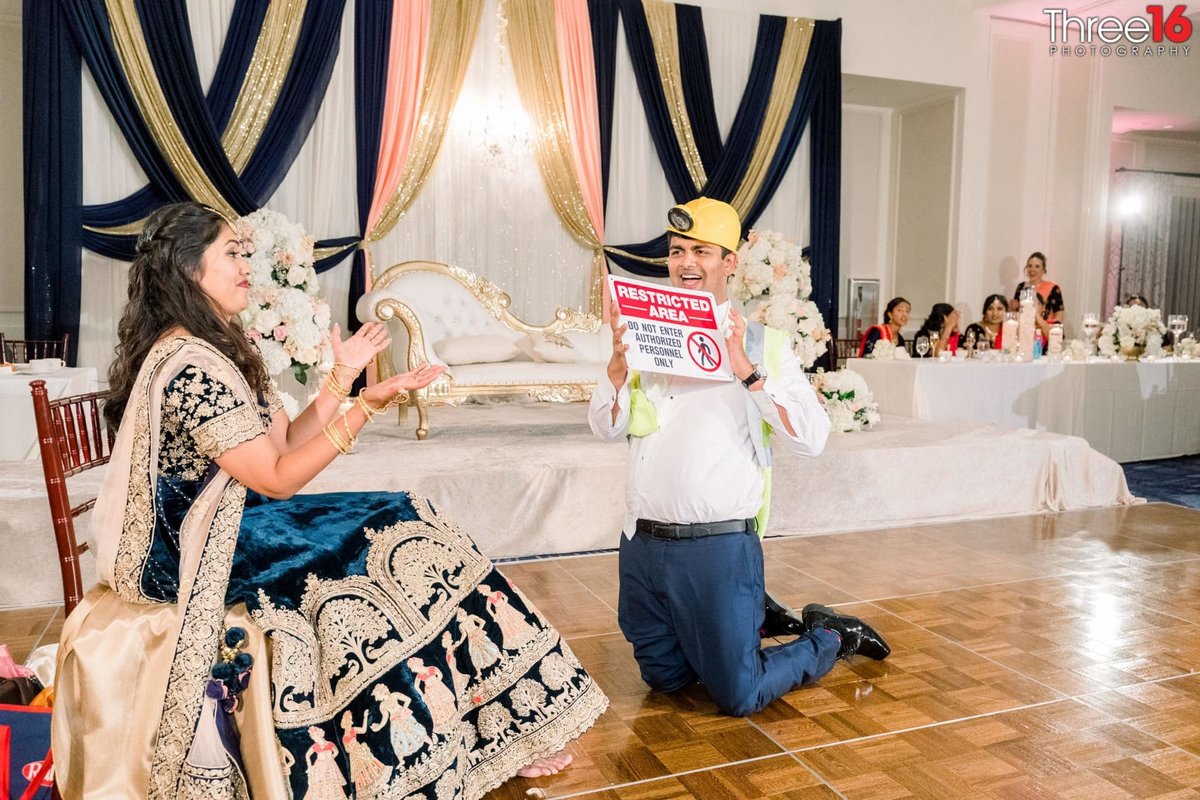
[323,418,354,454]
[324,362,360,402]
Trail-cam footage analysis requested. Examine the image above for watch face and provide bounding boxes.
[667,206,693,232]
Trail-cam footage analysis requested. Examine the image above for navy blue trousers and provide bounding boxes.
[618,529,840,717]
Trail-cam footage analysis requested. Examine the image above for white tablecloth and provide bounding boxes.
[0,367,100,460]
[846,357,1200,462]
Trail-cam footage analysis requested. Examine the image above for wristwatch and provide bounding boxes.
[740,366,763,388]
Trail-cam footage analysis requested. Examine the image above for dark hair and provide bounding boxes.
[883,296,910,324]
[981,293,1008,317]
[666,231,733,259]
[106,202,269,429]
[1125,293,1149,307]
[1026,251,1048,271]
[917,303,956,337]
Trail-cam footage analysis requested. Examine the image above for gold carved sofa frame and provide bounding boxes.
[361,261,603,439]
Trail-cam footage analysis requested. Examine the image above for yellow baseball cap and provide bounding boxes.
[665,197,742,253]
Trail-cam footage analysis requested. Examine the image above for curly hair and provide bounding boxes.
[105,202,269,429]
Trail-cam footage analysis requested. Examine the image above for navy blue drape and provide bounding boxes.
[82,0,269,250]
[676,4,721,176]
[602,10,842,327]
[78,0,347,261]
[23,0,83,359]
[802,20,841,331]
[616,0,693,203]
[587,0,618,206]
[346,0,394,332]
[604,11,785,276]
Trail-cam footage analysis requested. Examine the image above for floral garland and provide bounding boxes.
[811,368,880,432]
[730,229,830,369]
[235,208,333,385]
[1096,304,1165,357]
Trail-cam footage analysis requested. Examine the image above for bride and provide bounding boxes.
[52,202,607,799]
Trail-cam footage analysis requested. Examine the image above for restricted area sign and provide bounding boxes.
[608,275,732,381]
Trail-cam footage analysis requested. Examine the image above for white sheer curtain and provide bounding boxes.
[1106,170,1174,313]
[75,0,812,377]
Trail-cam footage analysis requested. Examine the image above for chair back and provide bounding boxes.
[2,333,70,364]
[30,380,112,616]
[833,338,860,368]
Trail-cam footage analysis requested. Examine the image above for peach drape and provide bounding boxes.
[554,0,605,244]
[365,0,430,240]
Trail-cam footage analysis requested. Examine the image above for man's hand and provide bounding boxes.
[725,308,755,381]
[608,312,630,392]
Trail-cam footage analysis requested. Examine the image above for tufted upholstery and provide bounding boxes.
[357,261,603,439]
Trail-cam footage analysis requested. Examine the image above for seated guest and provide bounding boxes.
[858,296,910,357]
[914,303,961,357]
[53,203,607,797]
[961,293,1008,351]
[1126,294,1149,307]
[1011,251,1064,322]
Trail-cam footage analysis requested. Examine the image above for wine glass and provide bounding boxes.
[976,335,991,359]
[915,335,930,358]
[1081,312,1100,356]
[963,329,977,358]
[928,329,940,355]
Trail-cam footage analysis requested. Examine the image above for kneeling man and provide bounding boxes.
[589,198,889,716]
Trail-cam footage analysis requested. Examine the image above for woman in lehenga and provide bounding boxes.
[339,710,387,795]
[51,202,608,799]
[304,726,348,800]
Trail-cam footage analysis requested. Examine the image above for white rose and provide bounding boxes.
[252,307,282,335]
[256,338,292,374]
[287,264,309,287]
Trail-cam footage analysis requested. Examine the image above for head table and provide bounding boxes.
[0,367,101,461]
[846,357,1200,463]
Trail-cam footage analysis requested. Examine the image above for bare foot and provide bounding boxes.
[516,750,573,778]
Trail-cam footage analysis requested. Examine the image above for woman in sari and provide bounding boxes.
[1010,251,1064,322]
[857,297,910,357]
[52,202,607,799]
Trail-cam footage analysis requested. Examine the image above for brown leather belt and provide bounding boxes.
[635,518,756,540]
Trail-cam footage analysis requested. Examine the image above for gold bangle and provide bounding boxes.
[340,413,355,447]
[323,422,351,455]
[355,393,385,421]
[324,370,351,402]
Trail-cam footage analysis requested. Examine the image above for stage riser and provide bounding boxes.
[0,405,1134,609]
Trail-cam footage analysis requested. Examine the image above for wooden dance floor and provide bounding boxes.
[7,502,1200,798]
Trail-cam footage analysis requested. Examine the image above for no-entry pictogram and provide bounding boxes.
[686,331,722,372]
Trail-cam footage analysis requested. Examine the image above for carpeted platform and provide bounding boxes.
[1122,454,1200,510]
[0,401,1137,608]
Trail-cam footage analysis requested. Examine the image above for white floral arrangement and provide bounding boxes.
[731,230,830,369]
[1177,335,1198,359]
[811,368,880,432]
[866,339,910,360]
[1096,304,1166,357]
[235,208,333,384]
[1063,339,1090,361]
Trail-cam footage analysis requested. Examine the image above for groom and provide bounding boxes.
[589,198,889,716]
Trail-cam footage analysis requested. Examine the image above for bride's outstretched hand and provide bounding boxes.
[360,363,447,409]
[331,322,392,373]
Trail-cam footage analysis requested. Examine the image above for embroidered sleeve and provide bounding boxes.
[163,365,265,461]
[1046,284,1065,315]
[262,380,285,418]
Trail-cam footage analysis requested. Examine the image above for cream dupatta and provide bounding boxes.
[53,337,288,799]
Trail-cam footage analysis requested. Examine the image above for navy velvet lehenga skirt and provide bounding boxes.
[220,490,606,800]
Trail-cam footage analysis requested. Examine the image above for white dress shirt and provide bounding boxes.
[589,302,831,537]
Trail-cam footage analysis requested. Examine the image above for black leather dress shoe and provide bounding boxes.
[760,592,807,638]
[801,603,891,660]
